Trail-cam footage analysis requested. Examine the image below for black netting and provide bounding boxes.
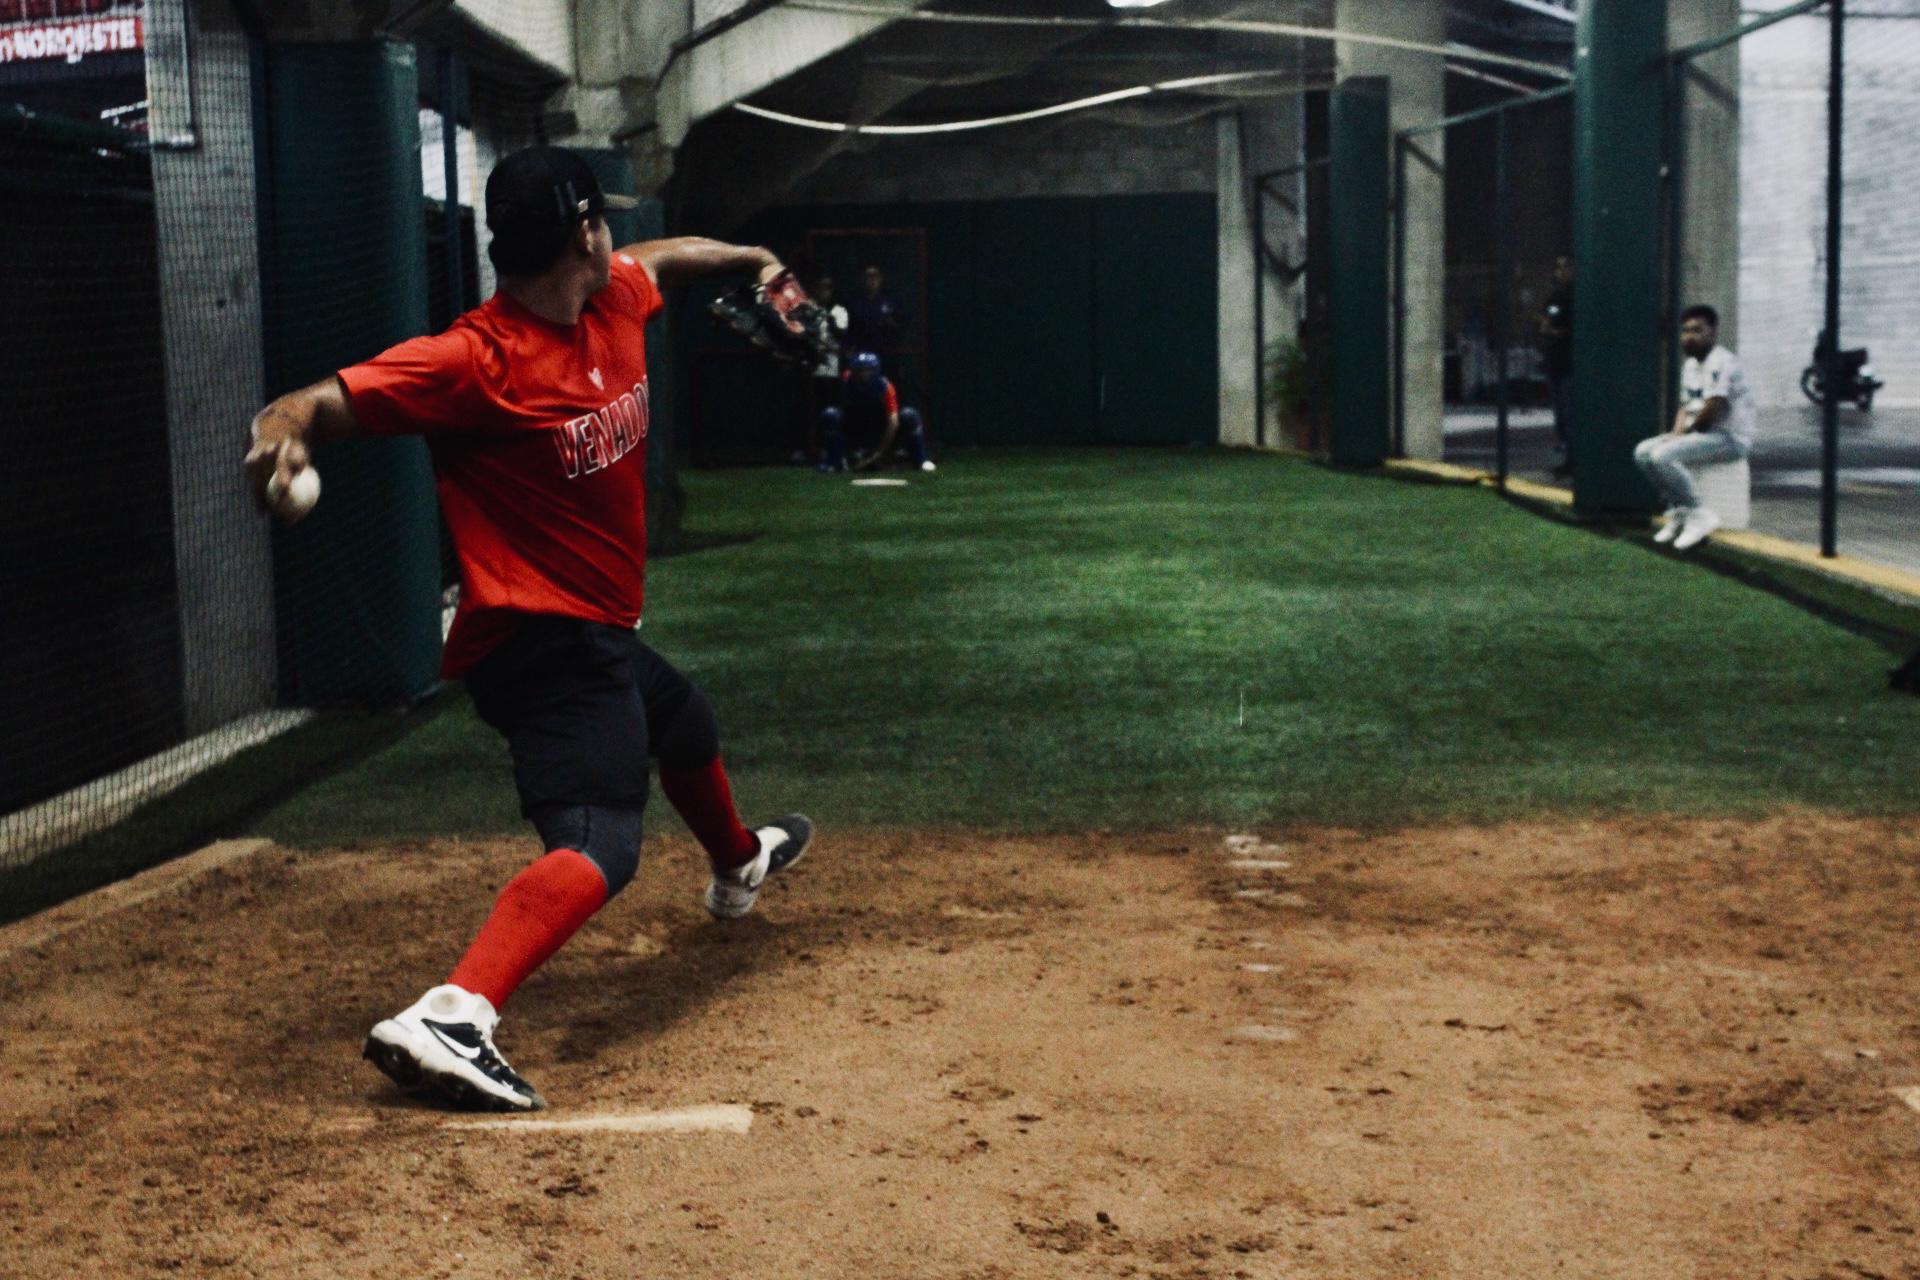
[0,0,623,899]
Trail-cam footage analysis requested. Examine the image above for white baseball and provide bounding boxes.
[266,465,321,520]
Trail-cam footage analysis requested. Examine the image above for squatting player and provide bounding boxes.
[243,146,813,1112]
[819,350,934,473]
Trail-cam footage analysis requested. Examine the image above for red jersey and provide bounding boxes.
[839,368,899,415]
[339,252,662,678]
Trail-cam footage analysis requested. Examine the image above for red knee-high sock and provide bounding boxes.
[658,756,759,870]
[447,849,608,1008]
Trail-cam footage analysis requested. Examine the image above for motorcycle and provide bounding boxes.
[1800,329,1884,411]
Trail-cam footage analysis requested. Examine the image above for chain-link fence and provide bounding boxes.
[1671,0,1920,566]
[0,0,642,906]
[1393,1,1920,573]
[1411,82,1574,486]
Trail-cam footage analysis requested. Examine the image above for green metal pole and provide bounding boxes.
[1392,137,1407,458]
[1571,0,1668,518]
[1820,0,1844,557]
[1328,76,1390,469]
[1494,106,1511,491]
[1256,177,1268,449]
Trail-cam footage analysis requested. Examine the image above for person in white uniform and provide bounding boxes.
[1633,304,1756,551]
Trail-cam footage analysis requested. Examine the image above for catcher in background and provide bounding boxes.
[819,351,934,474]
[244,146,814,1113]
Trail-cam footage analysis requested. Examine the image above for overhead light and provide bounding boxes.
[1108,1,1175,8]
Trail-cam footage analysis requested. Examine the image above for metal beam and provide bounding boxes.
[1667,0,1823,63]
[1494,0,1577,24]
[1398,81,1570,138]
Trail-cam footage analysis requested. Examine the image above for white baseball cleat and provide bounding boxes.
[706,815,814,919]
[1672,506,1721,551]
[363,984,545,1112]
[920,460,937,473]
[1651,508,1686,545]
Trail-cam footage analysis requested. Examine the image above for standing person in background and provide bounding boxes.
[1539,254,1575,479]
[845,264,904,373]
[1633,304,1756,552]
[800,274,851,465]
[244,146,815,1112]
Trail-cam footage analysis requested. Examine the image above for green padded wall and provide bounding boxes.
[707,193,1219,452]
[973,199,1098,446]
[1329,77,1391,468]
[1094,193,1218,446]
[262,40,440,704]
[1571,0,1666,517]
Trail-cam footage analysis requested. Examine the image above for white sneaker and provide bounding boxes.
[706,815,814,919]
[919,460,937,473]
[363,984,545,1112]
[1651,508,1686,545]
[1672,506,1721,551]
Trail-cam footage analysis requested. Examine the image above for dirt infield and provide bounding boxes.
[2,815,1917,1279]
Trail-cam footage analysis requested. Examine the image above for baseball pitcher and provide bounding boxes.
[244,146,817,1112]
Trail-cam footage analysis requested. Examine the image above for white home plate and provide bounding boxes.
[1229,859,1292,871]
[450,1105,754,1134]
[1241,963,1281,974]
[1893,1087,1920,1115]
[1231,1025,1299,1043]
[850,478,909,487]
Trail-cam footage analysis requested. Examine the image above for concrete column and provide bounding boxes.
[569,0,687,190]
[1337,0,1445,460]
[1572,0,1667,516]
[147,0,275,732]
[1218,97,1304,448]
[1219,112,1255,447]
[1670,0,1741,348]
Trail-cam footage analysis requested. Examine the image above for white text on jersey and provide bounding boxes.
[553,381,649,479]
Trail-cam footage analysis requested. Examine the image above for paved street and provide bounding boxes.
[1442,403,1920,580]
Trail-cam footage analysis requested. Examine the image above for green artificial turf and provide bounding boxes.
[253,449,1920,846]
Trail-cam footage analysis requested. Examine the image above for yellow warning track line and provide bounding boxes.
[1378,456,1920,602]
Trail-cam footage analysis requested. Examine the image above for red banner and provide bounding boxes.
[0,15,142,64]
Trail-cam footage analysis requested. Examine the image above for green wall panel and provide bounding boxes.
[1094,193,1218,445]
[703,194,1219,453]
[1329,77,1391,468]
[972,199,1097,446]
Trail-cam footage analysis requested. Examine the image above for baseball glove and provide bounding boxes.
[709,269,839,371]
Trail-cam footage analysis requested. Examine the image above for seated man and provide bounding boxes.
[819,350,934,473]
[1633,304,1755,551]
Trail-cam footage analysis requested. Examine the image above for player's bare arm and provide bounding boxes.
[245,375,359,515]
[626,237,783,292]
[1690,395,1730,433]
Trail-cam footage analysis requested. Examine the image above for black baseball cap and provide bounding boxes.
[484,145,639,237]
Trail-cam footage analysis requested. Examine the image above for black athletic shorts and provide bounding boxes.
[465,615,697,816]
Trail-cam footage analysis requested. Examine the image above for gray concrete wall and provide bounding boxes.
[652,3,917,149]
[1672,0,1740,353]
[147,0,276,732]
[1337,0,1445,459]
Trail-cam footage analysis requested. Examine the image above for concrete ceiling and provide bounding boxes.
[673,0,1574,228]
